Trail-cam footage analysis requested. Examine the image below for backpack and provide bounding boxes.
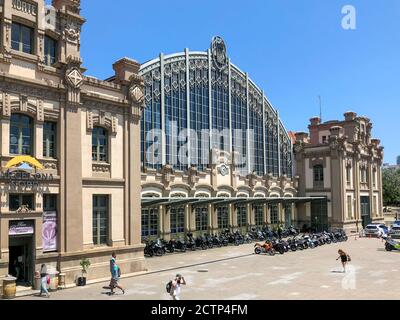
[166,280,173,294]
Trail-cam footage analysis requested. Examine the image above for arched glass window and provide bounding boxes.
[10,114,33,155]
[92,127,108,162]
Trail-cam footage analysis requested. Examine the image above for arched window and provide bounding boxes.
[92,127,108,162]
[10,114,33,155]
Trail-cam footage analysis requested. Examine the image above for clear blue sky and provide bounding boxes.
[53,0,400,164]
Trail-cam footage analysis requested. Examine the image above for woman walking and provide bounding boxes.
[39,264,50,298]
[336,249,350,273]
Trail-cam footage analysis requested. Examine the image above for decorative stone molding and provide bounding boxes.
[161,164,174,187]
[0,80,61,101]
[36,98,44,123]
[42,160,58,171]
[247,172,258,188]
[187,166,199,187]
[92,162,111,173]
[86,110,118,134]
[65,56,83,106]
[2,92,11,118]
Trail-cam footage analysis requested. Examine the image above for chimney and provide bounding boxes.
[295,132,309,143]
[344,111,357,121]
[113,58,141,85]
[310,117,321,126]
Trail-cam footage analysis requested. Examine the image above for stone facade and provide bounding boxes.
[294,112,384,233]
[0,0,145,291]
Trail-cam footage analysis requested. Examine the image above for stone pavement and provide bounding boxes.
[17,237,400,300]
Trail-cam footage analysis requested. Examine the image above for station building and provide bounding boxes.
[0,0,384,291]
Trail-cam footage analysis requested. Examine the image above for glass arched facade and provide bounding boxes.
[139,39,293,178]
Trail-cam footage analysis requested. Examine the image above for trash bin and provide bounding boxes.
[2,277,17,299]
[48,271,59,292]
[34,271,41,291]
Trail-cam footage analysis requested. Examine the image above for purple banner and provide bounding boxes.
[43,211,57,252]
[9,220,34,236]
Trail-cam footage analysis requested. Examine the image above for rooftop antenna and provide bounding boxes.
[318,95,322,122]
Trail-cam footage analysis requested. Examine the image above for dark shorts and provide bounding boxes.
[341,255,348,263]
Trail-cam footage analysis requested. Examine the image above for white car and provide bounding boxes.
[364,223,389,237]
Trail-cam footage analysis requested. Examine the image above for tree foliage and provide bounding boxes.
[382,168,400,205]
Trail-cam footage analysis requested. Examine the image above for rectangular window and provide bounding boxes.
[347,196,352,219]
[346,167,351,185]
[44,36,57,66]
[270,204,279,225]
[43,194,57,211]
[92,195,109,245]
[254,205,263,226]
[43,121,57,158]
[11,22,34,54]
[237,206,248,227]
[195,207,208,232]
[141,208,159,238]
[170,207,185,234]
[9,194,34,211]
[217,207,229,230]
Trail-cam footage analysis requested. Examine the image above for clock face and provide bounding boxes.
[219,164,229,176]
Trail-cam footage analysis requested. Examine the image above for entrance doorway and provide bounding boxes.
[8,236,34,286]
[311,199,328,232]
[361,196,371,228]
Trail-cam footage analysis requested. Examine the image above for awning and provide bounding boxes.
[141,196,328,208]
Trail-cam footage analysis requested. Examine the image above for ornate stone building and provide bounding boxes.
[294,112,384,233]
[0,0,145,290]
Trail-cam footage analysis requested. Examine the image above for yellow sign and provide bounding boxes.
[5,156,44,170]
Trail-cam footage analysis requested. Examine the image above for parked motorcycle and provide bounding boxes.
[254,241,276,256]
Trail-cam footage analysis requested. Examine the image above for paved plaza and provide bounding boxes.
[19,237,400,300]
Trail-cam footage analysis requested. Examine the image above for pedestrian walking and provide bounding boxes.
[277,223,283,240]
[109,252,125,295]
[336,249,351,273]
[170,274,186,300]
[39,264,50,298]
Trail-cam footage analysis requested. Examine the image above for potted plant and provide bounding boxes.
[77,258,91,286]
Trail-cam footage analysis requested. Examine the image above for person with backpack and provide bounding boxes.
[336,249,351,273]
[39,264,50,298]
[167,274,186,300]
[109,252,125,295]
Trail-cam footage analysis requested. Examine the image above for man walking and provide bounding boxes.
[170,274,186,300]
[109,252,125,295]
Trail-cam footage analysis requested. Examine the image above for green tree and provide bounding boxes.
[382,168,400,205]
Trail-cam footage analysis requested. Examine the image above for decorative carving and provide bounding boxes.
[112,116,118,134]
[92,163,111,173]
[20,95,28,112]
[66,68,83,89]
[129,84,145,106]
[211,36,228,71]
[87,110,93,131]
[43,161,58,170]
[64,22,80,44]
[161,164,174,186]
[247,172,258,188]
[37,98,44,123]
[2,92,11,118]
[188,166,199,186]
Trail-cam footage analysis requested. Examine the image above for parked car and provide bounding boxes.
[364,223,388,237]
[392,220,400,228]
[389,225,400,238]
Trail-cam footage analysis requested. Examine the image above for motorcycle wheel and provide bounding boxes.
[290,245,297,252]
[279,248,285,255]
[268,249,276,256]
[298,245,303,251]
[191,246,196,251]
[255,247,262,255]
[223,242,229,247]
[385,243,393,251]
[155,248,164,256]
[201,244,207,250]
[181,245,187,252]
